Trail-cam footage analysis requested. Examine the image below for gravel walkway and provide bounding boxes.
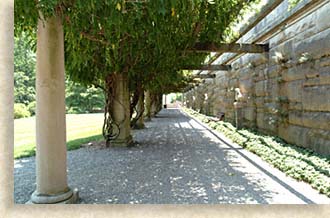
[14,109,330,204]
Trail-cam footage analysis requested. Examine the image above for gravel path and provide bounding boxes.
[14,109,330,204]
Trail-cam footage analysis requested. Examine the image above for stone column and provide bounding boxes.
[0,0,14,208]
[31,15,77,204]
[111,73,132,146]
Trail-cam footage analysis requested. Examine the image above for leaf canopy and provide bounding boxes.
[15,0,256,92]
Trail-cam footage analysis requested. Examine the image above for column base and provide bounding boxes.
[27,187,79,204]
[111,135,133,147]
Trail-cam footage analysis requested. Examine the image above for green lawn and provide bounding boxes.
[14,113,104,159]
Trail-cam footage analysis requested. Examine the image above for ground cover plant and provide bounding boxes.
[182,107,330,197]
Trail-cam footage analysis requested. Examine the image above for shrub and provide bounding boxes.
[27,101,36,116]
[14,103,31,119]
[183,107,330,197]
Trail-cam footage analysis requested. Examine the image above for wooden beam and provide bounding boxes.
[202,0,284,67]
[191,42,269,53]
[206,0,284,63]
[182,64,231,71]
[221,0,324,65]
[192,74,216,79]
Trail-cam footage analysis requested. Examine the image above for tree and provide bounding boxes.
[14,32,36,105]
[15,0,257,146]
[66,81,105,114]
[14,30,104,116]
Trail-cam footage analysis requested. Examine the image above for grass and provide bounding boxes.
[182,107,330,198]
[14,113,104,159]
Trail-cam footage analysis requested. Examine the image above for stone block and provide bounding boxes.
[302,85,330,112]
[228,79,238,89]
[265,78,279,98]
[289,111,330,131]
[282,67,306,82]
[279,124,330,155]
[256,112,265,130]
[288,102,303,111]
[295,28,330,59]
[255,97,264,108]
[315,3,330,33]
[278,124,309,148]
[308,129,330,155]
[279,82,288,97]
[319,56,330,68]
[239,79,254,94]
[303,67,330,87]
[255,80,266,97]
[243,107,256,122]
[215,71,226,78]
[287,80,303,102]
[268,65,282,78]
[264,103,280,115]
[257,112,278,133]
[253,67,266,82]
[238,68,251,81]
[271,39,295,63]
[241,53,267,66]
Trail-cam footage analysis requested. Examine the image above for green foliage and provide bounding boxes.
[15,0,257,93]
[66,81,105,114]
[15,0,259,143]
[183,107,330,197]
[14,33,36,105]
[14,29,104,115]
[14,103,31,119]
[289,0,302,10]
[27,101,36,116]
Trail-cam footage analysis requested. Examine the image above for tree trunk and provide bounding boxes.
[150,93,162,116]
[145,90,151,121]
[104,73,132,146]
[150,93,157,117]
[134,91,145,129]
[157,93,163,112]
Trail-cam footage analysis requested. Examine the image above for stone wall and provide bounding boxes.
[184,1,330,155]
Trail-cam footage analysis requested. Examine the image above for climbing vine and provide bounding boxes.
[15,0,257,143]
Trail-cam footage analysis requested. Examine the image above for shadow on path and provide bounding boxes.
[14,109,327,204]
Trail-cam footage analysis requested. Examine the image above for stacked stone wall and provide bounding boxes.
[184,1,330,155]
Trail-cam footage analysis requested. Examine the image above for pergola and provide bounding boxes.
[2,2,270,204]
[1,0,297,205]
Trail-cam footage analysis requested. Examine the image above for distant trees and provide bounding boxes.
[14,33,104,118]
[66,81,104,114]
[14,33,36,106]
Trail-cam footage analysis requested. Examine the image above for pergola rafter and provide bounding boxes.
[195,0,285,76]
[182,64,231,71]
[191,42,269,54]
[192,74,216,79]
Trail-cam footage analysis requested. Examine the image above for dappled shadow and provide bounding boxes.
[14,109,322,204]
[182,115,315,203]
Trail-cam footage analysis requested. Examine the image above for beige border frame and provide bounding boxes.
[1,0,330,217]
